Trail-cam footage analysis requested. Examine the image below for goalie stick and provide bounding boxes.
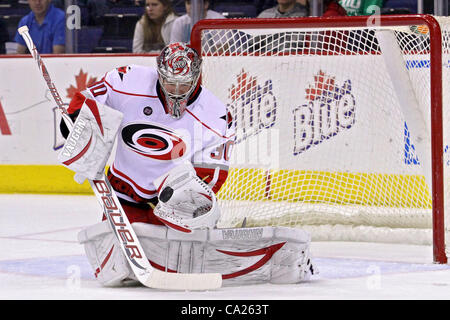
[18,26,222,291]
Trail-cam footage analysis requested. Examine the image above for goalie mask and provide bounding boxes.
[157,42,202,119]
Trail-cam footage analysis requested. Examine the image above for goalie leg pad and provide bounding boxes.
[78,221,315,287]
[58,98,123,182]
[134,223,315,286]
[78,221,137,287]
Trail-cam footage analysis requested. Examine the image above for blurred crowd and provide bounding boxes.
[0,0,445,54]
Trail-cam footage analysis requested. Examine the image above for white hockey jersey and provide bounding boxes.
[68,65,234,203]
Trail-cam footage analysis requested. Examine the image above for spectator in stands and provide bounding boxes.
[14,0,65,54]
[170,0,223,43]
[43,0,86,9]
[256,0,276,14]
[338,0,384,16]
[297,0,347,16]
[257,0,308,18]
[252,0,307,54]
[50,0,64,9]
[322,0,347,16]
[132,0,177,52]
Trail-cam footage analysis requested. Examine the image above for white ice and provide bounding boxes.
[1,194,449,300]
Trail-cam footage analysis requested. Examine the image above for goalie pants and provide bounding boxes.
[78,221,315,287]
[105,169,163,225]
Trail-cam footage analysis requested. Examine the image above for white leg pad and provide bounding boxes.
[78,221,137,287]
[78,221,316,287]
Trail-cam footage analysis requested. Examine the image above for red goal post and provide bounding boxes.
[191,15,447,263]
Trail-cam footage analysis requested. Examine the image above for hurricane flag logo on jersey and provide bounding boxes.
[121,123,187,161]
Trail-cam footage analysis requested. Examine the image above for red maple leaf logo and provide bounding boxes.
[228,69,258,102]
[305,70,336,101]
[66,69,98,99]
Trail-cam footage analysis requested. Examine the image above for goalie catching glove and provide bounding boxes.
[58,98,123,183]
[153,162,220,233]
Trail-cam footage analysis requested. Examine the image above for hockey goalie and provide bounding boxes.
[60,42,315,287]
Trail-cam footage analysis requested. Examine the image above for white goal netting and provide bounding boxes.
[194,16,450,261]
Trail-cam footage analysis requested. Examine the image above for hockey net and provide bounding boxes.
[191,15,450,263]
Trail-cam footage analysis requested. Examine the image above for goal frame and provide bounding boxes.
[191,14,446,264]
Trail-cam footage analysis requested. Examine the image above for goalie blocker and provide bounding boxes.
[78,221,316,286]
[58,93,123,184]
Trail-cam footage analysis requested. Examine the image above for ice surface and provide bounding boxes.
[1,194,449,300]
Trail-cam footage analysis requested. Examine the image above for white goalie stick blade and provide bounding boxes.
[18,25,222,291]
[90,178,222,291]
[146,269,222,291]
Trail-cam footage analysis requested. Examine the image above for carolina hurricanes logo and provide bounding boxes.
[121,123,187,161]
[170,56,190,76]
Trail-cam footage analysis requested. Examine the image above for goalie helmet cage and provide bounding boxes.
[191,15,449,264]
